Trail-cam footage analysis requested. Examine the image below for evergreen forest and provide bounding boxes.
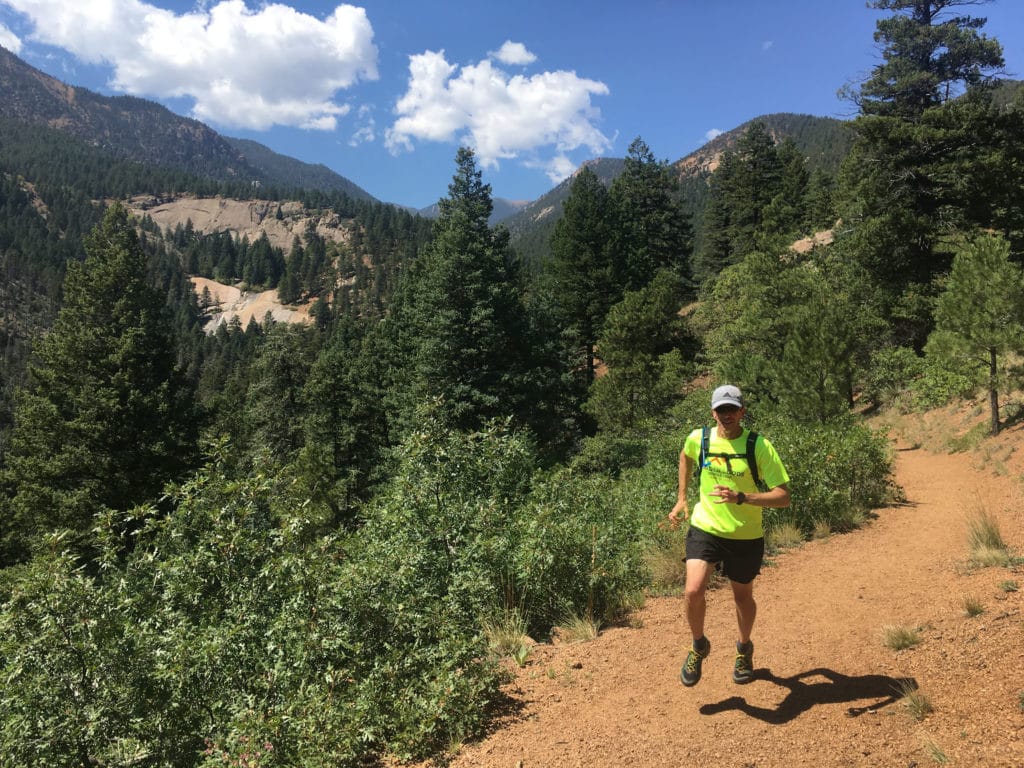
[1,2,1024,765]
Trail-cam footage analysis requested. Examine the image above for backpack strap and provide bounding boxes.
[745,430,767,492]
[695,427,767,492]
[695,426,710,486]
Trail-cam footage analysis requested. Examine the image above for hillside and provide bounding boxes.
[0,45,371,196]
[508,115,853,265]
[126,195,356,252]
[431,403,1024,767]
[192,276,312,331]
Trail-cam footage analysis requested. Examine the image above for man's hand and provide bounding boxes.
[666,499,689,529]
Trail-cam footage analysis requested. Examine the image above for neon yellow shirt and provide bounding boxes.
[683,426,790,540]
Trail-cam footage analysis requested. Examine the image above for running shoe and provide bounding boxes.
[680,637,711,687]
[733,640,754,684]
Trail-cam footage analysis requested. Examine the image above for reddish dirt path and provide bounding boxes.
[441,444,1024,768]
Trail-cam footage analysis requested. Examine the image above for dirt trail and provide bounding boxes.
[442,443,1024,767]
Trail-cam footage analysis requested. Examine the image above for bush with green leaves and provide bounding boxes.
[862,345,926,411]
[0,440,505,766]
[754,412,894,533]
[910,354,981,411]
[363,412,650,641]
[0,545,203,768]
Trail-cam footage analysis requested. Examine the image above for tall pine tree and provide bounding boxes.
[836,0,1006,302]
[608,137,693,292]
[394,147,534,433]
[2,204,196,561]
[925,233,1024,436]
[545,165,616,384]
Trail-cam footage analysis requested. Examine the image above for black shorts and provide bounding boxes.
[685,526,764,584]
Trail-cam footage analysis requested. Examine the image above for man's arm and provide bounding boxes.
[712,483,791,508]
[668,450,695,527]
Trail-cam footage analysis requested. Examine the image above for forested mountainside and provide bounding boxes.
[2,7,1024,766]
[0,43,434,441]
[0,45,371,196]
[508,114,854,265]
[224,137,375,201]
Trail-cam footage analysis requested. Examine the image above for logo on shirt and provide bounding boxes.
[705,456,747,478]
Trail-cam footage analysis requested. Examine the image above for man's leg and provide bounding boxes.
[681,558,715,686]
[685,558,714,641]
[731,578,757,643]
[730,578,757,683]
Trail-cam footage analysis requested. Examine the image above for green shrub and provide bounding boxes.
[754,413,895,535]
[571,432,648,477]
[911,355,980,410]
[863,345,925,410]
[512,468,650,635]
[0,436,511,767]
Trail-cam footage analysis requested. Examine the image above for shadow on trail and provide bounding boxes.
[699,668,915,724]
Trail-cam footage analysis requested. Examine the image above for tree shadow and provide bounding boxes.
[699,667,915,724]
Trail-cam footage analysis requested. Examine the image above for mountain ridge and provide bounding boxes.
[0,45,374,199]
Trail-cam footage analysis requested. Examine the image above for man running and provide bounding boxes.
[667,384,791,686]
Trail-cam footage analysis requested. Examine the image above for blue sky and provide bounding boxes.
[1,1,1023,210]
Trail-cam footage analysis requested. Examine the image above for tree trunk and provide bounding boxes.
[989,347,1000,436]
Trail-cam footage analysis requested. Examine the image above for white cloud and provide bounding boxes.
[705,128,723,141]
[762,40,774,51]
[528,154,577,185]
[491,40,536,66]
[385,49,611,174]
[0,22,22,53]
[2,0,379,130]
[349,104,375,146]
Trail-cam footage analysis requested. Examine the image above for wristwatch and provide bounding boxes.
[737,491,747,505]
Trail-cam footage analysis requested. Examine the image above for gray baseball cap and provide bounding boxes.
[711,384,743,410]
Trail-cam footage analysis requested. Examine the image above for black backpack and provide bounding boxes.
[695,426,768,492]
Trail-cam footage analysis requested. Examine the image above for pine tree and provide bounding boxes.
[545,165,616,384]
[692,123,795,283]
[584,270,691,432]
[297,315,387,526]
[925,233,1024,435]
[854,0,1004,119]
[2,204,196,561]
[609,137,693,292]
[243,323,314,464]
[396,147,536,433]
[837,0,1006,296]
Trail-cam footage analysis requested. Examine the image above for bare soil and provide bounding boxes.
[126,196,353,252]
[191,276,312,331]
[435,417,1024,768]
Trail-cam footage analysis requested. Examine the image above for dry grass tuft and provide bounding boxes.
[556,613,601,643]
[644,543,685,593]
[483,609,530,657]
[898,679,934,721]
[766,521,803,552]
[882,624,922,650]
[923,736,949,764]
[966,507,1012,567]
[961,594,985,617]
[812,520,832,540]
